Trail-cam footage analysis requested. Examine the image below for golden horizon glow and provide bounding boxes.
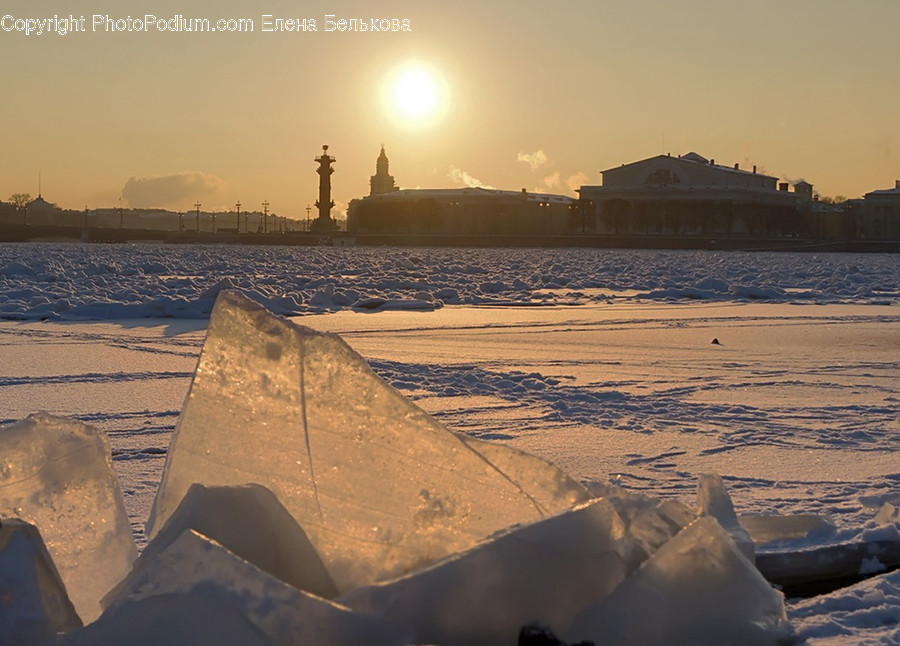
[1,1,899,218]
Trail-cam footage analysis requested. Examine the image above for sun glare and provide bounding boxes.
[384,63,448,128]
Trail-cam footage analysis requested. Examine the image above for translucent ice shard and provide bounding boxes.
[340,498,629,646]
[566,516,792,646]
[0,519,82,644]
[103,529,411,646]
[738,513,835,545]
[626,499,692,569]
[0,413,137,622]
[587,482,693,571]
[107,483,337,607]
[148,290,590,592]
[697,473,754,560]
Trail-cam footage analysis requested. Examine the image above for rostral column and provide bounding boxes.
[313,144,338,231]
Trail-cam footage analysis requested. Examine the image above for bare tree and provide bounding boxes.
[8,193,31,209]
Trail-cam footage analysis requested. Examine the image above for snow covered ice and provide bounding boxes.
[0,242,898,643]
[1,245,899,320]
[788,568,900,645]
[0,413,137,623]
[0,519,82,644]
[147,289,590,593]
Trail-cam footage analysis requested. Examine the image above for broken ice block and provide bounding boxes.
[756,536,900,597]
[106,483,337,607]
[738,513,835,545]
[873,501,900,526]
[60,592,274,646]
[587,482,693,571]
[103,529,411,646]
[0,413,137,622]
[566,516,792,646]
[340,498,629,646]
[0,519,82,644]
[148,290,590,592]
[626,499,692,569]
[697,473,754,560]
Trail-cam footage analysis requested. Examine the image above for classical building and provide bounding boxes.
[576,152,805,237]
[369,146,398,196]
[348,187,574,235]
[349,147,574,235]
[860,180,900,240]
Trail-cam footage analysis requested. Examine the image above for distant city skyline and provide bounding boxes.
[2,0,898,218]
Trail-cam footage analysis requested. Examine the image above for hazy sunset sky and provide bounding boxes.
[2,0,898,219]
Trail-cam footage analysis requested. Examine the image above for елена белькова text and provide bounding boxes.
[2,14,412,35]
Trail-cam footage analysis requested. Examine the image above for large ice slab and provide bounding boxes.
[107,483,337,605]
[755,536,900,597]
[340,498,629,646]
[0,519,82,644]
[0,413,137,622]
[147,290,590,592]
[102,529,411,646]
[566,516,791,646]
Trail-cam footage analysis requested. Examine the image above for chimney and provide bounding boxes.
[753,165,757,174]
[734,163,739,170]
[710,159,715,165]
[896,180,900,189]
[779,182,789,192]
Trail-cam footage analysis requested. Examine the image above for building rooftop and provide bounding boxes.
[865,180,900,197]
[601,152,778,181]
[363,187,574,204]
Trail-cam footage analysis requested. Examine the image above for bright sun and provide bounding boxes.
[384,63,447,128]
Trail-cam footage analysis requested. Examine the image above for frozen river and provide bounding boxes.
[1,243,898,643]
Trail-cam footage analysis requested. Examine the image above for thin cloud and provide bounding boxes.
[121,171,225,208]
[543,171,560,190]
[517,150,549,171]
[566,172,589,193]
[448,166,492,189]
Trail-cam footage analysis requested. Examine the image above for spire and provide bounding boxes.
[370,146,397,196]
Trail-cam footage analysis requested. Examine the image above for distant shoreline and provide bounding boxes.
[0,223,897,253]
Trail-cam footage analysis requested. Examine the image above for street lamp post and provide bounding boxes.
[194,202,201,232]
[235,201,241,233]
[262,201,269,234]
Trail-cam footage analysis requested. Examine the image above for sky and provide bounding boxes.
[1,0,899,219]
